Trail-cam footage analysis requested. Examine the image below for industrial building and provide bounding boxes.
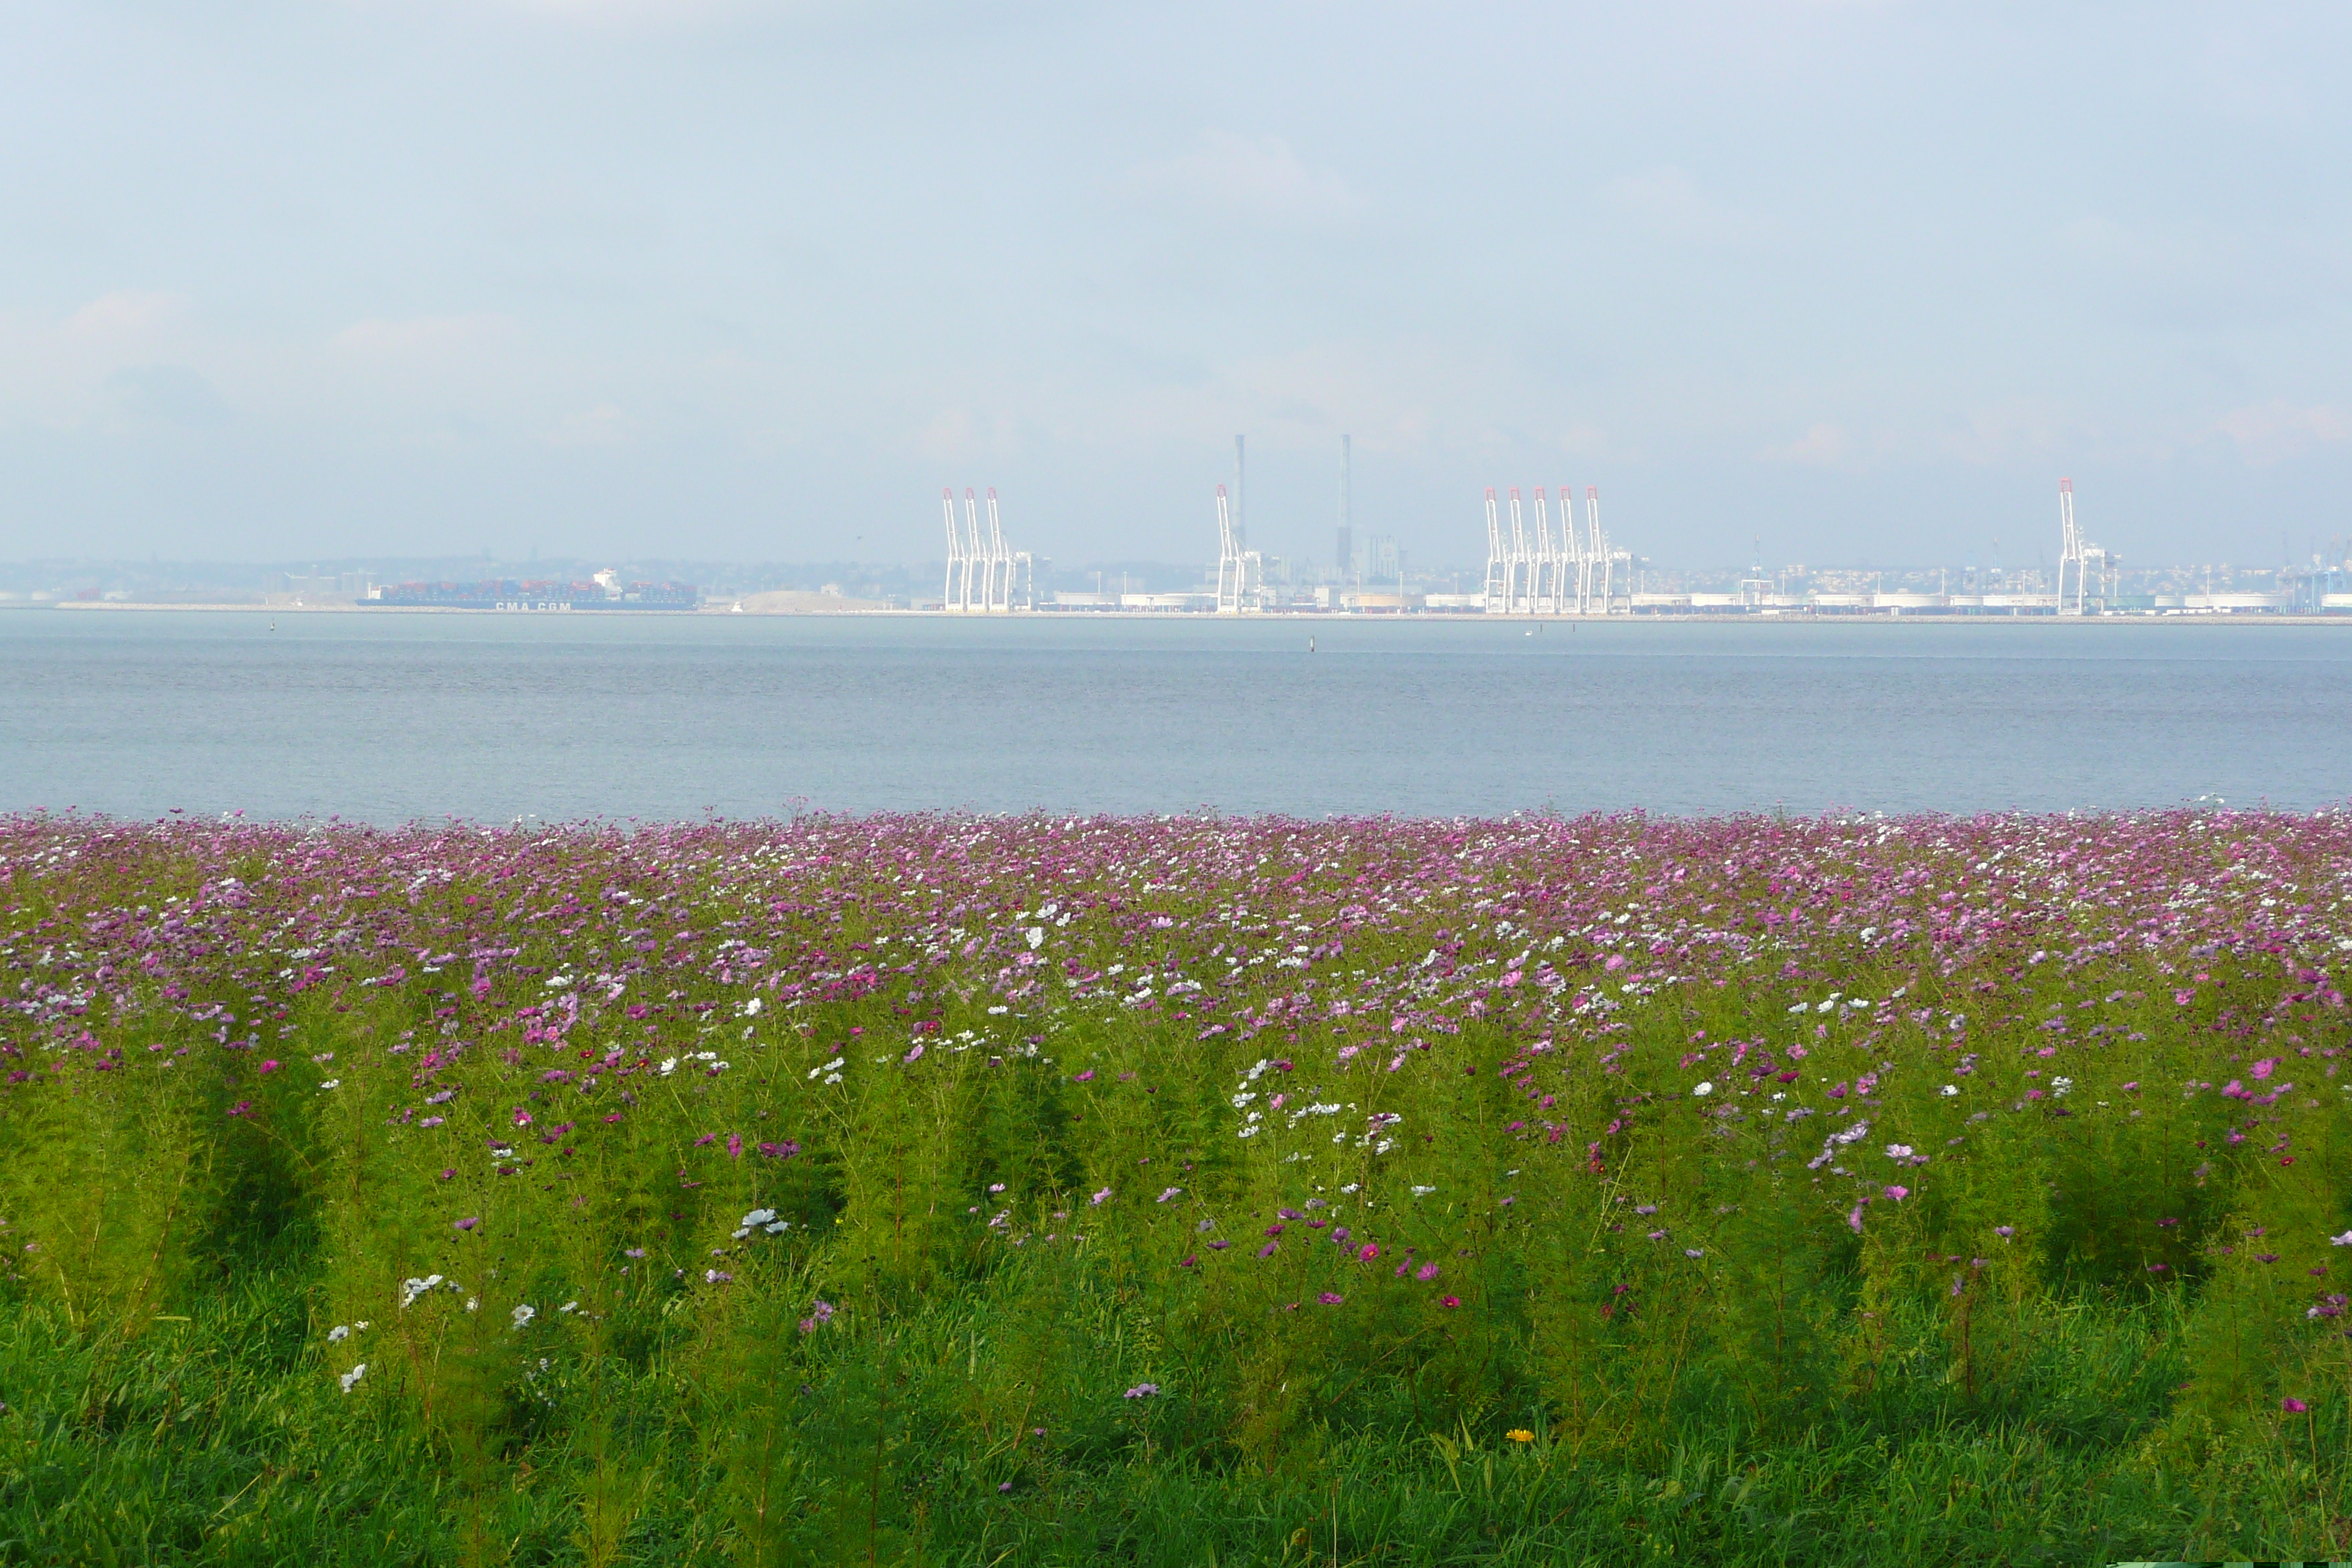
[924,471,2336,617]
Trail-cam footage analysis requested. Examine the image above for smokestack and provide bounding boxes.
[1233,435,1246,549]
[1336,434,1352,586]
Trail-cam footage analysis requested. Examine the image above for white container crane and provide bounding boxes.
[941,488,970,611]
[1482,489,1507,614]
[939,486,1031,611]
[2055,478,2108,614]
[1215,483,1261,613]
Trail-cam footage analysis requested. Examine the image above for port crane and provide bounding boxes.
[1484,483,1622,614]
[1215,483,1262,613]
[2054,478,2111,614]
[939,486,1031,611]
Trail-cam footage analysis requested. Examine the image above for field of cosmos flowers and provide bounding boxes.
[4,807,2352,1564]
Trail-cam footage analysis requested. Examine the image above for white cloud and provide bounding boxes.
[104,364,235,432]
[550,401,637,446]
[1768,422,1851,467]
[62,291,186,341]
[331,314,521,361]
[1929,400,2073,468]
[464,0,758,21]
[1125,131,1362,227]
[0,294,206,432]
[915,406,1021,461]
[1601,167,1753,246]
[1048,335,1618,472]
[2215,401,2352,466]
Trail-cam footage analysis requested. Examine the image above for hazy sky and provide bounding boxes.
[4,1,2348,572]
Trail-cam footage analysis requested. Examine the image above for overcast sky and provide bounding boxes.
[3,1,2347,572]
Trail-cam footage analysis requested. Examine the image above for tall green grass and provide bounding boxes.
[4,808,2351,1563]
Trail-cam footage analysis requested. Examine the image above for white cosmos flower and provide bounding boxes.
[339,1362,367,1393]
[511,1304,536,1329]
[1692,1082,1714,1096]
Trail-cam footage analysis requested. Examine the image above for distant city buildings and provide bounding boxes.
[7,476,2352,617]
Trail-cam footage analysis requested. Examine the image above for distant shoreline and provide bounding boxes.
[27,600,2352,626]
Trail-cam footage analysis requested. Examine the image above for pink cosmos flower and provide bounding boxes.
[1415,1262,1441,1282]
[453,1217,479,1232]
[259,1060,280,1074]
[1883,1186,1909,1201]
[2284,1396,2310,1413]
[1357,1243,1379,1262]
[1439,1294,1461,1308]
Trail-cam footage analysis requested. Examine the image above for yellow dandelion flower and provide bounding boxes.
[1504,1428,1535,1444]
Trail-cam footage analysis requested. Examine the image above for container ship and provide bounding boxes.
[366,570,698,611]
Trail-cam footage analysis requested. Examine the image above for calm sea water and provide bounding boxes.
[3,610,2347,823]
